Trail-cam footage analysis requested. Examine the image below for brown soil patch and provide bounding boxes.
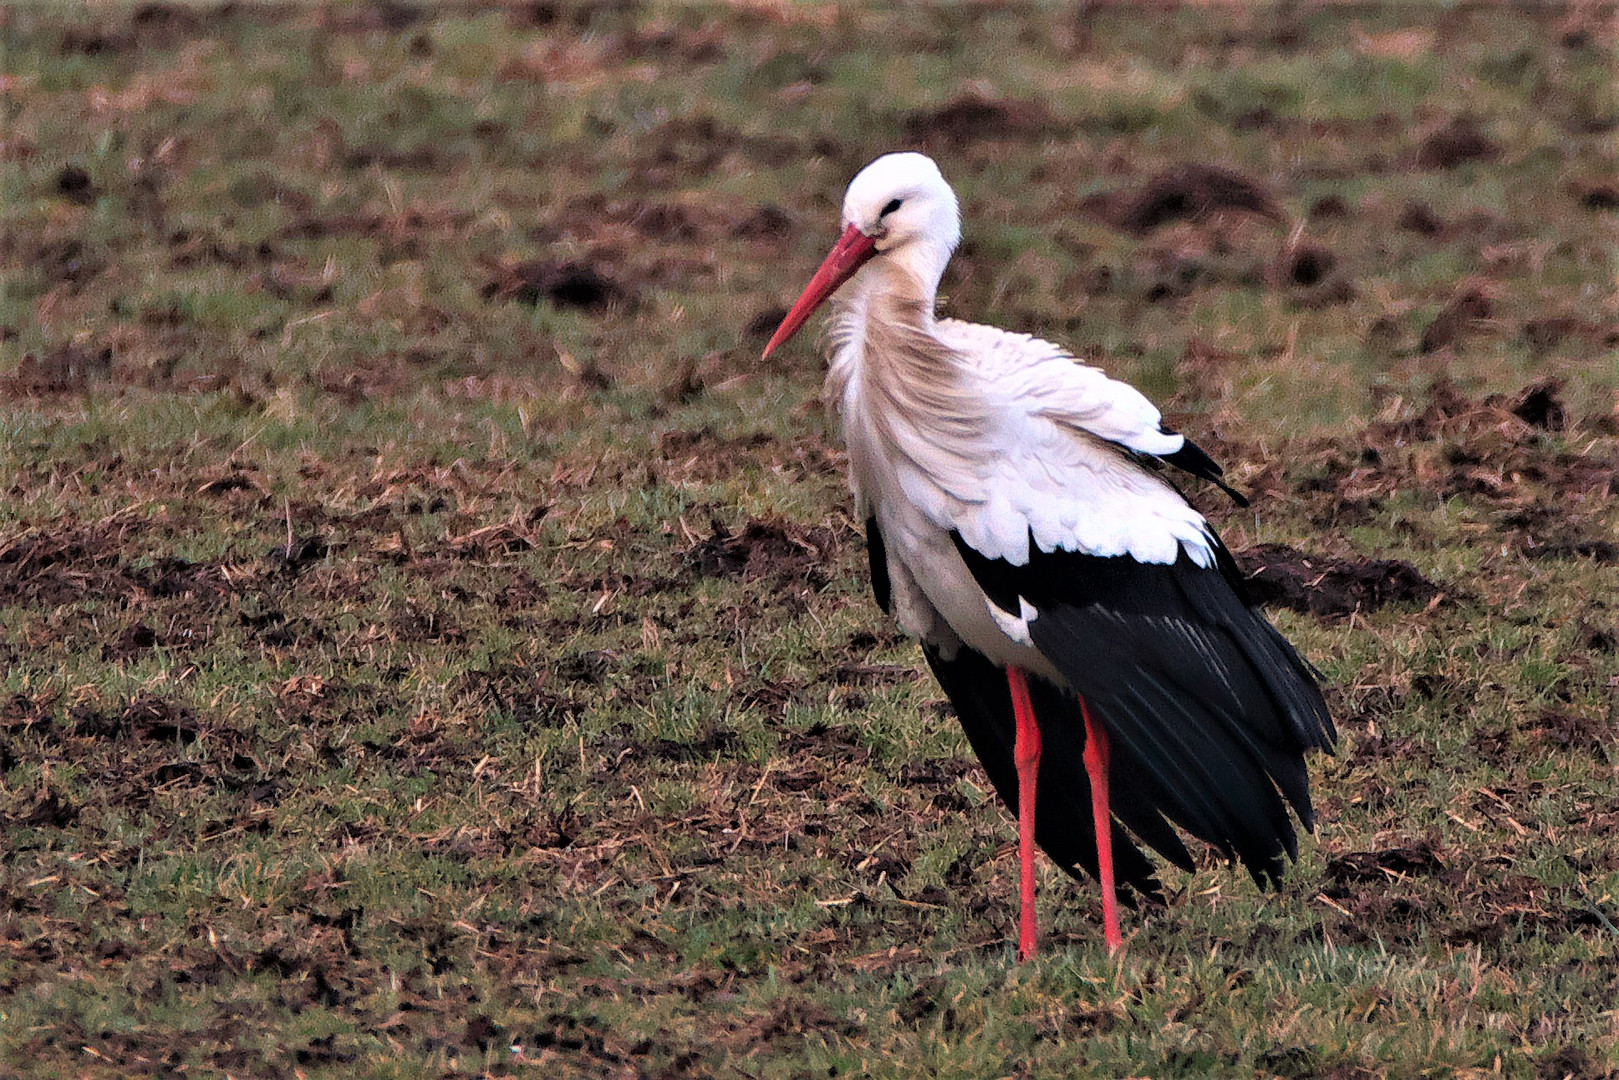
[903,92,1062,146]
[0,343,113,397]
[1090,164,1281,235]
[1419,284,1495,353]
[1415,117,1500,169]
[481,258,634,312]
[1236,543,1443,618]
[683,518,839,589]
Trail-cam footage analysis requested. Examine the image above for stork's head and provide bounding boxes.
[840,152,961,256]
[763,152,961,357]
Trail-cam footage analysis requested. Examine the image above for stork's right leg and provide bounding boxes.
[1079,695,1122,953]
[1005,665,1040,962]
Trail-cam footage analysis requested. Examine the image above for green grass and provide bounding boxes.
[2,1,1617,1077]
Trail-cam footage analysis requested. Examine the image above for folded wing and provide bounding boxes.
[952,529,1336,886]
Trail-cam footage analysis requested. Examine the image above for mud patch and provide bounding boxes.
[1420,284,1495,353]
[903,92,1061,145]
[1090,164,1280,235]
[0,342,113,396]
[481,258,633,312]
[684,519,837,589]
[1415,117,1499,169]
[1237,544,1443,618]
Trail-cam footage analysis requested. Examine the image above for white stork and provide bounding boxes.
[762,152,1335,958]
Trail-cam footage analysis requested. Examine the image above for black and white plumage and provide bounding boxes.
[764,152,1334,957]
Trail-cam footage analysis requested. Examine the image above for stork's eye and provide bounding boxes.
[880,198,903,218]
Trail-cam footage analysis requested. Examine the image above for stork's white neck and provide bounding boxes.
[835,237,954,344]
[825,235,984,524]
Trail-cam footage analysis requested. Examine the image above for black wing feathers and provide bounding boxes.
[950,531,1021,616]
[950,527,1334,888]
[1157,428,1250,507]
[865,516,892,614]
[879,519,1184,896]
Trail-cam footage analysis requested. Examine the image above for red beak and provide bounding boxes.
[762,224,878,358]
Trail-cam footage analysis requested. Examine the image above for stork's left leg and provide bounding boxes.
[1079,696,1122,953]
[1005,665,1040,962]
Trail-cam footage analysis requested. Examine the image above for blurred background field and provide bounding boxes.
[1,2,1617,1077]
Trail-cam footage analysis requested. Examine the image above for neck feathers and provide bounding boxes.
[826,265,985,507]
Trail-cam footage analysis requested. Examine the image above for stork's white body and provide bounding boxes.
[762,152,1334,959]
[825,264,1215,676]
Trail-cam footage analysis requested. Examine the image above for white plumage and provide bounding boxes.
[762,151,1333,959]
[809,154,1215,671]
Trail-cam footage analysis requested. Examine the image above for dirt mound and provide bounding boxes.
[1571,179,1619,210]
[1510,381,1567,431]
[733,204,793,240]
[1415,117,1499,169]
[481,258,633,311]
[66,695,201,743]
[1092,164,1281,235]
[903,92,1060,145]
[0,342,113,396]
[1323,842,1447,887]
[684,519,837,588]
[0,525,230,609]
[1237,543,1443,618]
[1419,284,1495,353]
[54,164,98,204]
[1365,377,1570,446]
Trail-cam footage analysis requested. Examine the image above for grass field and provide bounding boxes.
[2,2,1617,1077]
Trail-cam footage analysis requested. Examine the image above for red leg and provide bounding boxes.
[1080,696,1122,953]
[1006,665,1040,962]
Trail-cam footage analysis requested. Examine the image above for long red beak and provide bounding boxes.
[762,224,878,358]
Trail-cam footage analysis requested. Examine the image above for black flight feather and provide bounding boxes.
[1157,428,1250,507]
[949,527,1334,888]
[866,516,892,614]
[869,518,1178,898]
